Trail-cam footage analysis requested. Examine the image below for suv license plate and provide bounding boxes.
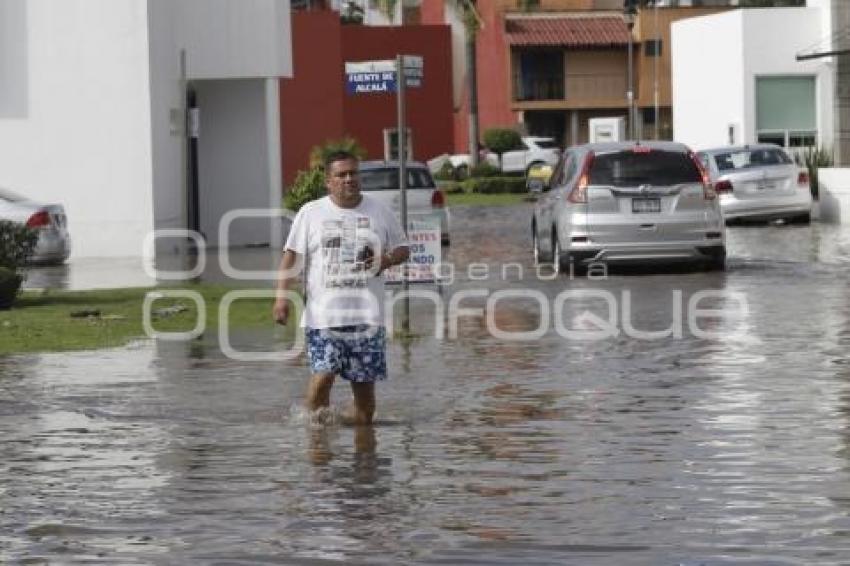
[632,198,661,213]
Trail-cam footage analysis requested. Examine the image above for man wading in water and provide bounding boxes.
[273,151,409,424]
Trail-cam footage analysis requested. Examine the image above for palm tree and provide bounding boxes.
[451,0,482,167]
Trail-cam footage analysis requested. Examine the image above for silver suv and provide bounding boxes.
[532,141,726,271]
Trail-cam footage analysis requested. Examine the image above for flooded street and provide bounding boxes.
[4,203,850,564]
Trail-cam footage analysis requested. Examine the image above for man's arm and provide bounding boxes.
[377,245,410,275]
[273,249,301,325]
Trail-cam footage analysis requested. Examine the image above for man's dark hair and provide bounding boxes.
[324,150,358,174]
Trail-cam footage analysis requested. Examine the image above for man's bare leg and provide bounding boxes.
[353,424,376,454]
[306,372,335,412]
[349,382,375,425]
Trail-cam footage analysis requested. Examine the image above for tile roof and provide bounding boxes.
[505,16,631,48]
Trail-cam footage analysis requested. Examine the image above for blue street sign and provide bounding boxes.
[345,57,423,94]
[346,70,397,94]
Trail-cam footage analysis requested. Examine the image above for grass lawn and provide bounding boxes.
[0,284,298,355]
[445,192,534,207]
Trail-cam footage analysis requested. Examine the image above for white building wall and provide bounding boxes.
[673,6,832,152]
[806,0,833,55]
[147,0,291,254]
[195,80,275,247]
[0,0,291,259]
[170,0,292,80]
[0,0,155,258]
[672,10,745,150]
[741,7,832,149]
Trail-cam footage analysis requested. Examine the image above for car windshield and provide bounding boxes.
[0,187,25,203]
[589,150,702,187]
[712,148,791,172]
[359,167,436,191]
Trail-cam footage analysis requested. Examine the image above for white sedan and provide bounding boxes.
[358,161,450,246]
[697,144,812,223]
[0,187,71,264]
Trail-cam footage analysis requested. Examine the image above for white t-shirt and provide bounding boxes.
[285,194,408,329]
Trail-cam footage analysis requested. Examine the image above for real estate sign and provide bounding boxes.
[385,214,441,284]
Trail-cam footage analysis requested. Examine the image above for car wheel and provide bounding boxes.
[788,212,811,225]
[454,164,469,181]
[533,229,541,266]
[704,248,727,272]
[552,234,568,274]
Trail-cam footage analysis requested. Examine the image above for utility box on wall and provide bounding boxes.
[589,117,626,143]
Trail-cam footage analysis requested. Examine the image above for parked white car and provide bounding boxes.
[443,136,561,177]
[0,187,71,264]
[696,144,812,223]
[358,161,451,246]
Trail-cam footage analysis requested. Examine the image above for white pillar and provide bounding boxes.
[265,78,284,249]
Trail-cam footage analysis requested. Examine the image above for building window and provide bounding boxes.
[756,75,816,149]
[513,50,564,101]
[644,39,662,57]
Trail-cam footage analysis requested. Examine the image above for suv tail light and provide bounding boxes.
[26,210,50,228]
[798,171,810,187]
[431,189,445,208]
[567,152,595,204]
[715,180,733,194]
[688,151,716,200]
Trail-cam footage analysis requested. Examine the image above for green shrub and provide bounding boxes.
[433,161,456,181]
[0,221,36,310]
[0,220,38,269]
[284,167,325,212]
[483,128,523,156]
[0,266,22,309]
[437,180,464,194]
[796,145,833,199]
[470,162,502,178]
[462,177,527,194]
[308,136,367,170]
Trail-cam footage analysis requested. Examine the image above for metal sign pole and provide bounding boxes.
[396,54,410,334]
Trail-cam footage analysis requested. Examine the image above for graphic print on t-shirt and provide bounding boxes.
[321,215,375,288]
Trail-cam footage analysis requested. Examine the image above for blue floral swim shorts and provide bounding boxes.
[305,325,387,383]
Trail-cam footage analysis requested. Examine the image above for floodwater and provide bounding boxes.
[4,204,850,564]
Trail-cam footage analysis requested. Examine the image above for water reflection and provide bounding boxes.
[6,206,850,563]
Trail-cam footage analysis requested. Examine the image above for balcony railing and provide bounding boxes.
[512,72,630,104]
[565,73,627,102]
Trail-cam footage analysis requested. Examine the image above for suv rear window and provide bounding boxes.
[589,150,702,187]
[359,168,436,191]
[712,148,791,172]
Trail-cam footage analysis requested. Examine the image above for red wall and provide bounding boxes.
[477,5,516,137]
[280,11,454,187]
[420,1,517,153]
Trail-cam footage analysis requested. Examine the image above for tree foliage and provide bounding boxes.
[796,145,834,199]
[0,221,38,270]
[284,167,325,213]
[308,136,367,170]
[483,128,523,156]
[451,0,480,36]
